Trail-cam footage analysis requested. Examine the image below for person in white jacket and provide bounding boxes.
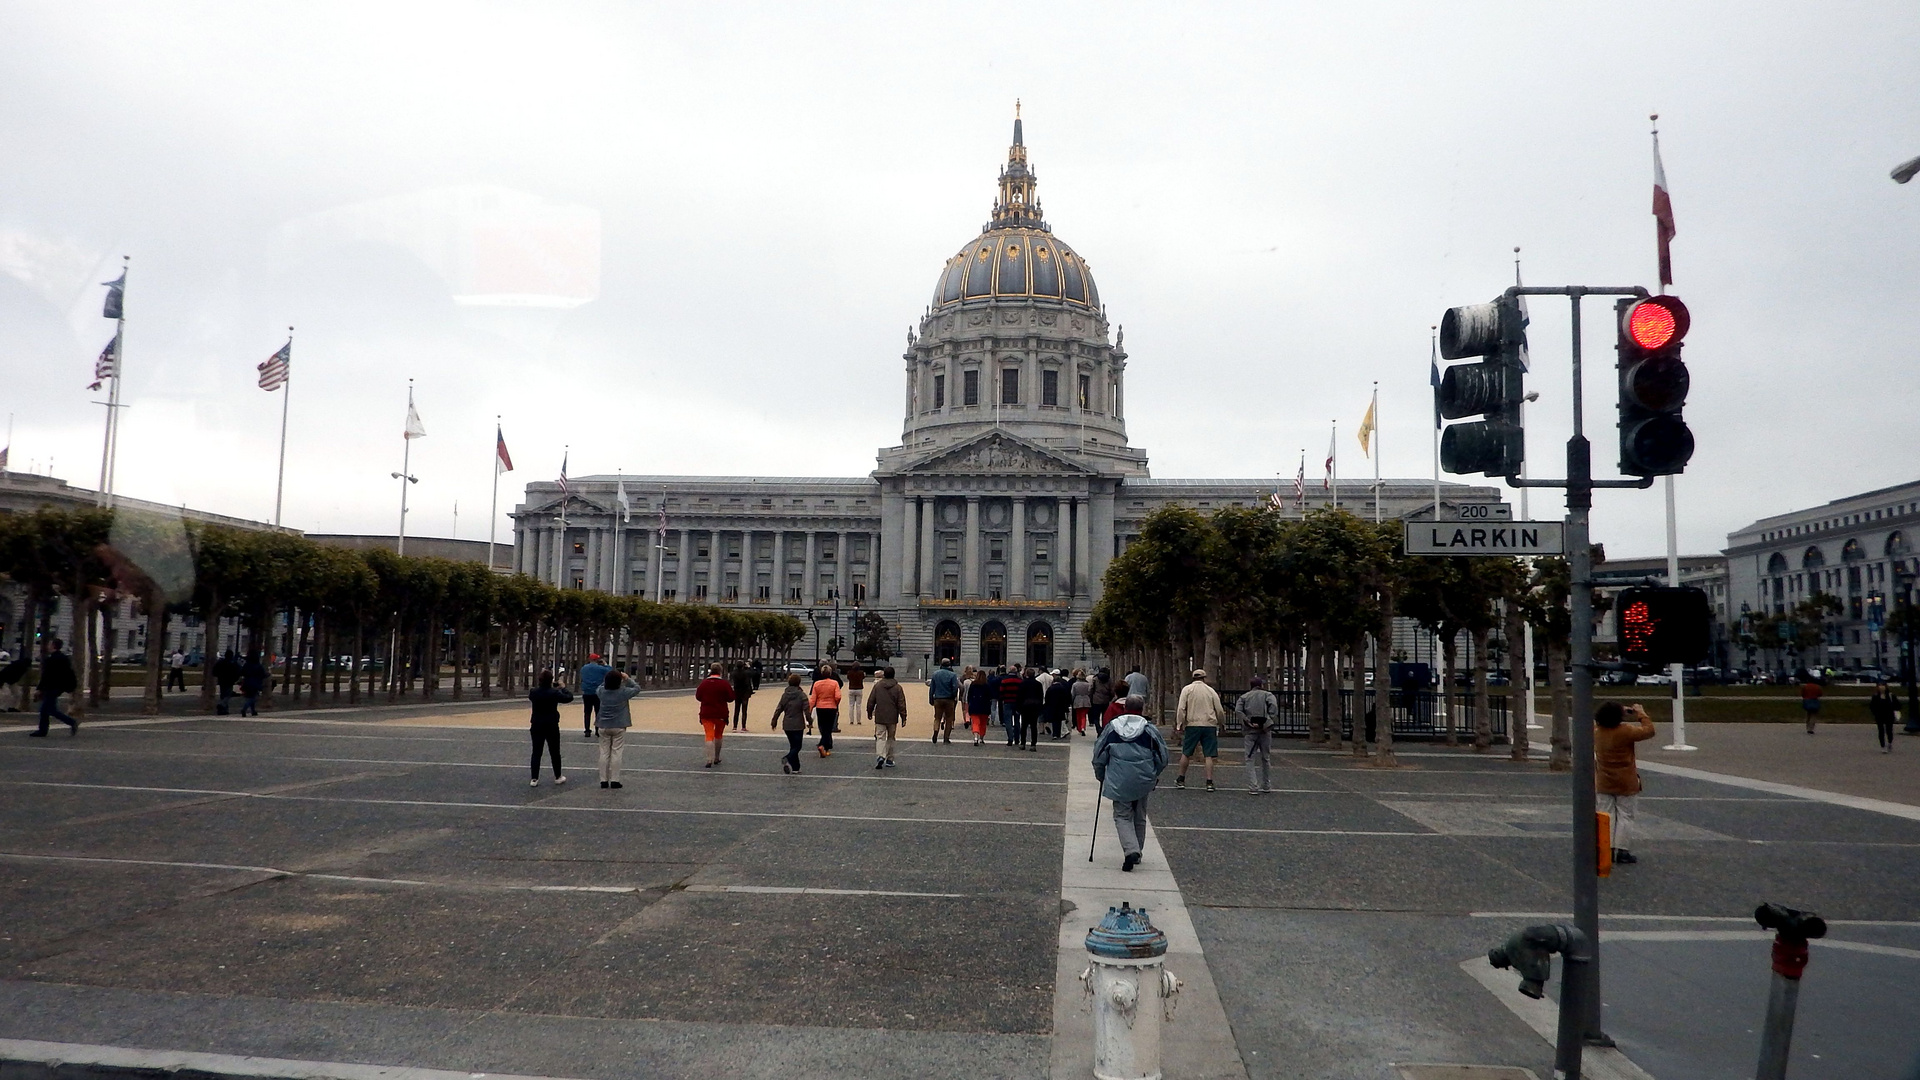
[1173,669,1225,792]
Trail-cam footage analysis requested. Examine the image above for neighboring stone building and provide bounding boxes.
[513,113,1503,674]
[1725,479,1920,673]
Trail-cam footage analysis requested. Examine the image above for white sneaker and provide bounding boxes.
[530,779,540,787]
[555,775,567,784]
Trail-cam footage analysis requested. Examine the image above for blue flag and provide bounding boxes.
[101,271,125,320]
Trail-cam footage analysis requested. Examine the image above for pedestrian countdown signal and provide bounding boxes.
[1616,586,1711,667]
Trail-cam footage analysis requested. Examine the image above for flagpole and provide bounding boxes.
[105,256,128,508]
[398,380,414,555]
[273,328,293,528]
[1372,383,1382,523]
[1430,327,1441,519]
[1330,420,1338,508]
[488,416,501,572]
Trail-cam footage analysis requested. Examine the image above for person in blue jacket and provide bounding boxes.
[1091,695,1169,872]
[579,653,612,739]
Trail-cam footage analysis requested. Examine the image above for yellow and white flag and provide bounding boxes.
[1357,397,1377,458]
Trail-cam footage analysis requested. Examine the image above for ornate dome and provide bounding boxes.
[930,107,1100,311]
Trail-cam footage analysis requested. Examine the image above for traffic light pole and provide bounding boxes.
[1501,285,1652,1052]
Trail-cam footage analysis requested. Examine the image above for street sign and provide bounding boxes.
[1405,520,1565,556]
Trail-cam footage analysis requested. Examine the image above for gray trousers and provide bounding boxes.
[1111,793,1151,858]
[1244,726,1272,791]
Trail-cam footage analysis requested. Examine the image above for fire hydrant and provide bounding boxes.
[1079,902,1182,1080]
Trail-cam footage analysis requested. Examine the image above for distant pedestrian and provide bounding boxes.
[730,661,755,732]
[239,652,269,717]
[1044,670,1072,740]
[1019,666,1045,751]
[965,665,993,745]
[1595,701,1657,865]
[1070,669,1093,735]
[166,649,188,692]
[1236,676,1279,794]
[929,658,960,744]
[213,650,241,714]
[0,651,30,712]
[580,653,612,739]
[866,665,908,768]
[997,665,1025,747]
[1799,673,1824,734]
[595,669,642,788]
[30,638,78,737]
[770,672,810,773]
[1173,669,1224,791]
[810,663,842,757]
[527,670,572,786]
[1092,694,1169,872]
[1869,683,1900,753]
[1124,665,1149,701]
[696,662,735,767]
[845,661,866,726]
[1090,668,1114,731]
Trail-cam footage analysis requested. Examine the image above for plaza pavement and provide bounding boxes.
[2,695,1917,1079]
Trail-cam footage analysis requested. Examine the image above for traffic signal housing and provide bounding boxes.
[1437,295,1527,477]
[1616,586,1711,668]
[1616,295,1694,476]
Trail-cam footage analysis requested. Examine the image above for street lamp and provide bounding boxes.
[807,611,822,666]
[1896,566,1918,732]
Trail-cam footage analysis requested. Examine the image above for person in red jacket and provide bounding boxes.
[695,662,735,768]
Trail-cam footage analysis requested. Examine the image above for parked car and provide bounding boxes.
[784,660,817,679]
[1635,673,1673,686]
[1599,670,1637,685]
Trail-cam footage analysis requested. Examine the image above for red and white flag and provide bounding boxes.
[495,425,514,474]
[1653,124,1676,288]
[257,341,290,391]
[1323,432,1336,492]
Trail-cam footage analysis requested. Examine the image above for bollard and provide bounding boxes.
[1079,902,1182,1080]
[1754,902,1826,1080]
[1488,923,1594,1080]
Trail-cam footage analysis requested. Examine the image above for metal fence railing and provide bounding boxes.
[1214,687,1510,743]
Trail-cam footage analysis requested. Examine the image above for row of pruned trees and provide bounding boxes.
[1084,506,1588,769]
[0,507,807,717]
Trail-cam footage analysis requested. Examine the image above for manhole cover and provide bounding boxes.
[1396,1066,1539,1080]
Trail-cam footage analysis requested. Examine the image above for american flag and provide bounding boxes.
[495,426,514,474]
[1293,454,1306,506]
[88,334,117,391]
[557,452,570,496]
[257,341,290,391]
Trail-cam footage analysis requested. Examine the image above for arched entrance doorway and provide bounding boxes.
[1026,621,1054,669]
[934,620,962,665]
[980,621,1008,668]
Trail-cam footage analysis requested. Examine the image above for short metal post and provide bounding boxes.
[1754,902,1826,1080]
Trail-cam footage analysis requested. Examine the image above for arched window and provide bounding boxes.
[1887,531,1911,559]
[1841,539,1865,563]
[980,621,1007,669]
[1026,621,1054,669]
[934,620,962,664]
[1802,546,1826,570]
[1766,552,1789,575]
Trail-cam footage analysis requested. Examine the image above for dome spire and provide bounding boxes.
[991,101,1043,230]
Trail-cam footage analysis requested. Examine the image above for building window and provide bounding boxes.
[1042,369,1059,406]
[756,581,772,600]
[989,538,1006,561]
[756,537,773,558]
[944,536,960,559]
[696,539,710,558]
[662,588,677,601]
[943,574,959,600]
[571,575,585,589]
[694,573,709,600]
[963,369,979,406]
[724,572,740,600]
[1079,373,1092,410]
[822,543,836,561]
[572,541,585,554]
[820,576,836,599]
[853,580,867,601]
[1033,572,1050,600]
[1002,368,1019,405]
[988,574,1004,601]
[934,373,946,409]
[1033,539,1050,564]
[725,537,741,558]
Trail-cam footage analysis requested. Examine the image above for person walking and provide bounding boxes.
[29,638,79,737]
[810,663,842,757]
[1089,667,1114,732]
[845,661,866,726]
[0,651,32,712]
[580,653,612,739]
[1173,669,1224,791]
[729,661,755,732]
[1092,694,1169,872]
[866,665,908,768]
[929,658,960,744]
[997,665,1025,747]
[1236,675,1279,794]
[239,652,269,717]
[770,672,811,773]
[965,665,993,745]
[1019,665,1045,751]
[527,670,572,786]
[1044,670,1073,740]
[1124,665,1149,701]
[1799,672,1824,734]
[696,662,735,767]
[166,648,188,693]
[1596,701,1657,864]
[1070,669,1093,735]
[595,668,642,788]
[212,649,241,715]
[1869,682,1900,753]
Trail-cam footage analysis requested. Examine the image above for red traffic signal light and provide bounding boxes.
[1624,296,1689,350]
[1617,586,1711,667]
[1616,295,1694,477]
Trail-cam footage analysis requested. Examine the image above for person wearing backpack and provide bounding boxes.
[1235,676,1280,794]
[30,638,79,737]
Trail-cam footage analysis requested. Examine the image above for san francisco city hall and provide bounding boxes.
[511,114,1498,673]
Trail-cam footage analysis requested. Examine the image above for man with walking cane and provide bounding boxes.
[1090,695,1167,872]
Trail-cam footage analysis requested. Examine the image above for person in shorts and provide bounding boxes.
[695,662,735,767]
[1173,668,1224,792]
[1799,672,1824,734]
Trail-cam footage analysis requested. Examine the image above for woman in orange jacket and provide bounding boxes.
[809,664,843,757]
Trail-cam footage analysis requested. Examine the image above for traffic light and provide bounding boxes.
[1436,295,1527,477]
[1616,586,1711,667]
[1616,295,1693,476]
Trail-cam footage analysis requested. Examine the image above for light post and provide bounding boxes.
[808,611,822,665]
[831,590,842,663]
[1896,567,1918,732]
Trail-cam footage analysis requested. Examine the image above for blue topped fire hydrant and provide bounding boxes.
[1079,902,1182,1080]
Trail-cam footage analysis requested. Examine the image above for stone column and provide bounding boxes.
[1009,496,1027,601]
[585,529,602,592]
[901,496,920,597]
[644,526,660,600]
[1090,490,1116,602]
[878,492,905,603]
[1074,496,1093,598]
[919,498,937,600]
[676,529,692,601]
[774,530,788,602]
[963,495,982,599]
[804,531,818,605]
[832,530,847,600]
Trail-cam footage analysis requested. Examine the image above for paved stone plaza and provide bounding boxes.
[2,702,1917,1079]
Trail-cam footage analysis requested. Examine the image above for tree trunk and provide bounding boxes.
[1471,627,1492,750]
[349,623,365,704]
[1547,635,1571,771]
[95,601,114,705]
[198,604,223,713]
[70,588,91,717]
[1507,604,1530,762]
[142,601,165,715]
[1372,594,1397,767]
[1440,634,1458,745]
[1326,643,1345,750]
[1305,636,1325,744]
[1350,635,1370,758]
[293,612,311,704]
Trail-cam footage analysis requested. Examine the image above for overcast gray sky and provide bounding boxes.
[2,1,1913,558]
